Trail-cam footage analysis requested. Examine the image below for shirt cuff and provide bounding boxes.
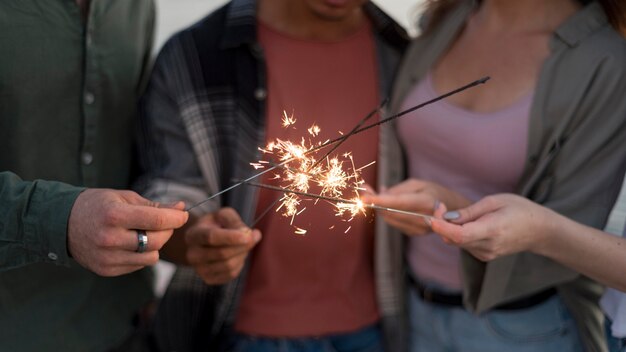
[23,180,85,266]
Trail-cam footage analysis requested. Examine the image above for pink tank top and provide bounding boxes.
[398,73,531,290]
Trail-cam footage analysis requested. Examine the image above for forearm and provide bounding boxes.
[536,211,626,291]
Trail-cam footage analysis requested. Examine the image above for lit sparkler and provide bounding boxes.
[185,76,490,213]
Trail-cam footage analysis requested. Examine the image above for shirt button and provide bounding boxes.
[84,92,95,105]
[254,88,267,101]
[82,152,93,165]
[48,252,58,261]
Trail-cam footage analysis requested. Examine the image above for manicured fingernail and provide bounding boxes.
[443,211,460,220]
[433,200,440,212]
[423,217,432,227]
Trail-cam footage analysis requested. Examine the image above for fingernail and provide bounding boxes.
[433,200,440,212]
[423,217,432,227]
[443,211,460,220]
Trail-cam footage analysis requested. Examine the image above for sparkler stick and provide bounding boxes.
[185,76,490,211]
[245,181,434,221]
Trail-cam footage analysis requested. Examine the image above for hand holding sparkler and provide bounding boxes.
[360,179,472,236]
[68,189,188,276]
[185,207,261,285]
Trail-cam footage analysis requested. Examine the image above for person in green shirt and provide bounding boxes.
[0,1,188,351]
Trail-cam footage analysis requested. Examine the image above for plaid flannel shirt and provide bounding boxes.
[135,1,409,351]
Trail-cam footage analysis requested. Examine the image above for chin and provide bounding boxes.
[306,0,367,21]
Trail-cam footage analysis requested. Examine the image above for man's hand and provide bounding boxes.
[68,189,189,276]
[185,207,261,285]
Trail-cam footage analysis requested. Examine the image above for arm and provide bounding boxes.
[431,194,626,292]
[0,171,189,275]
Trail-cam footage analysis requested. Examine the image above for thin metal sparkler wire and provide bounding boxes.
[185,76,490,211]
[308,98,388,170]
[245,181,434,221]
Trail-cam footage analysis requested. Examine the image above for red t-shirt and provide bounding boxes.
[234,20,380,337]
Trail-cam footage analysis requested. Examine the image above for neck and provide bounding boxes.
[257,0,366,41]
[476,0,581,34]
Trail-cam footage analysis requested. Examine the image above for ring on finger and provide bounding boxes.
[136,230,148,253]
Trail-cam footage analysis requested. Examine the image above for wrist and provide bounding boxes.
[531,207,565,258]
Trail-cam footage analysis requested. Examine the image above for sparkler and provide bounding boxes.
[185,76,490,212]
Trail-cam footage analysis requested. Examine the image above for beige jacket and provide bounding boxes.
[378,2,626,351]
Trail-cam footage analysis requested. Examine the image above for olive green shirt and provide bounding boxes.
[0,1,155,350]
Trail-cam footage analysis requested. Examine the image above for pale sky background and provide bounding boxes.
[151,0,626,295]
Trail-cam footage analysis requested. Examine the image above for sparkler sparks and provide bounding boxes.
[252,116,375,232]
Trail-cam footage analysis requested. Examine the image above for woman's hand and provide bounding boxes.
[361,179,471,236]
[430,194,554,261]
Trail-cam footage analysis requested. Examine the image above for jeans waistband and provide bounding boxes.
[408,275,557,311]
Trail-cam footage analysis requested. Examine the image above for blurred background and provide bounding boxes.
[154,0,422,52]
[151,0,626,295]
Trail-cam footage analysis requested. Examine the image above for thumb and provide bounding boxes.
[442,197,500,224]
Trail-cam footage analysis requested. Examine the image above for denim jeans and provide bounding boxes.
[408,286,583,352]
[230,324,383,352]
[606,317,626,352]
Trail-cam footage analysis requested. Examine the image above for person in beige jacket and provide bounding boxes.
[364,0,626,351]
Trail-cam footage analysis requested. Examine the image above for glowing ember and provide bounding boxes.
[308,124,321,136]
[281,111,297,128]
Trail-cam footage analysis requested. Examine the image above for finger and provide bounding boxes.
[186,244,253,264]
[443,197,501,224]
[186,225,258,247]
[370,192,434,213]
[157,201,186,211]
[97,229,175,252]
[95,250,161,270]
[430,218,465,243]
[109,203,189,231]
[216,207,246,229]
[94,265,145,277]
[431,219,489,245]
[118,191,159,207]
[195,255,246,281]
[380,212,430,236]
[433,202,448,219]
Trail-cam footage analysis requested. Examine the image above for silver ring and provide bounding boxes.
[136,230,148,253]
